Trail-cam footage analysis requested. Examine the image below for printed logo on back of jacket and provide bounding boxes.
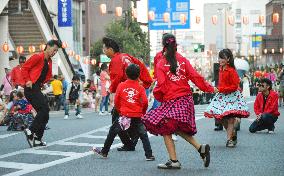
[123,88,139,103]
[165,61,186,81]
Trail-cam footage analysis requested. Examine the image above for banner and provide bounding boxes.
[58,0,72,27]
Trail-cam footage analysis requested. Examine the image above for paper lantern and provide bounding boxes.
[180,14,186,25]
[212,15,218,25]
[39,44,46,51]
[228,15,234,26]
[100,4,106,14]
[259,15,265,25]
[2,42,9,52]
[75,55,80,61]
[115,6,122,17]
[272,13,279,24]
[195,16,201,24]
[132,8,137,18]
[242,16,249,25]
[272,48,275,54]
[280,48,283,54]
[263,48,267,54]
[84,58,90,64]
[68,50,75,57]
[62,41,68,49]
[28,45,36,53]
[148,11,155,21]
[91,59,96,65]
[163,12,170,22]
[254,71,262,78]
[16,46,24,54]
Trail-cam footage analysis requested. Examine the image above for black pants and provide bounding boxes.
[111,108,133,147]
[249,113,278,133]
[102,117,152,157]
[54,95,62,111]
[24,86,49,140]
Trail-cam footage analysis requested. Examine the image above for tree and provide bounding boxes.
[91,17,150,65]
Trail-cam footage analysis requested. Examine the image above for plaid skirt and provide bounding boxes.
[142,94,197,136]
[204,90,250,119]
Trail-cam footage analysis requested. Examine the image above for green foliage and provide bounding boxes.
[90,16,150,65]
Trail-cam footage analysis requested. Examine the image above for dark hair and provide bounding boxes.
[101,63,108,71]
[102,37,120,53]
[45,40,61,51]
[9,91,17,102]
[95,70,101,76]
[126,64,140,80]
[162,33,177,74]
[16,91,24,99]
[72,75,80,81]
[260,78,272,90]
[219,49,235,69]
[19,56,26,63]
[53,75,58,79]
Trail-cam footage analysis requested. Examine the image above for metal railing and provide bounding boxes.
[37,0,75,74]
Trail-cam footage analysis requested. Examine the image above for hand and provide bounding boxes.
[214,87,219,93]
[256,114,261,121]
[26,81,32,88]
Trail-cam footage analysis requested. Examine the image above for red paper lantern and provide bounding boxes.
[242,16,249,25]
[180,14,186,25]
[68,50,75,57]
[62,41,68,49]
[195,16,201,24]
[2,42,9,52]
[16,46,24,54]
[254,71,262,78]
[39,44,46,51]
[272,13,279,24]
[132,8,137,18]
[259,15,265,25]
[228,15,234,26]
[148,11,155,21]
[75,55,80,61]
[115,6,122,17]
[100,4,106,14]
[163,12,170,22]
[28,45,36,53]
[212,15,218,25]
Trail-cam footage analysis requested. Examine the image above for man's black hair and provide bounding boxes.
[126,64,140,80]
[102,37,120,53]
[19,56,26,63]
[45,40,61,51]
[72,75,80,81]
[260,78,272,90]
[53,75,58,79]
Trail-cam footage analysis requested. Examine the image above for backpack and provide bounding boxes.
[69,84,80,101]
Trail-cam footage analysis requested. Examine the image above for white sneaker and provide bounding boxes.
[172,135,178,142]
[64,115,69,120]
[99,111,106,115]
[76,114,83,119]
[268,130,275,134]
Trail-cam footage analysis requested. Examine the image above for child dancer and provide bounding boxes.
[93,64,155,161]
[142,33,216,169]
[204,49,250,147]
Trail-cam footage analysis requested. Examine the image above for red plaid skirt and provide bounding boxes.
[142,95,197,136]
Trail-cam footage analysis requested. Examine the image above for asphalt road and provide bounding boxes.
[0,97,283,176]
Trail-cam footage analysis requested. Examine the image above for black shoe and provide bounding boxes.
[198,144,211,167]
[117,146,135,151]
[92,147,107,158]
[24,128,34,148]
[146,155,155,161]
[214,126,223,131]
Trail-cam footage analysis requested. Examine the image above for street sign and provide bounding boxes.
[58,0,72,27]
[148,0,190,30]
[252,34,263,48]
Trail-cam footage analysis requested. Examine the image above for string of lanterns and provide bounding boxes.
[1,41,96,65]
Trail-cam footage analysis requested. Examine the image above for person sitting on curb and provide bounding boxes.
[249,78,280,134]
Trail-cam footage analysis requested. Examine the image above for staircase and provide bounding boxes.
[8,0,44,55]
[6,0,75,81]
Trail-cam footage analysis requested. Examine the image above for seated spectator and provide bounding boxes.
[249,78,280,134]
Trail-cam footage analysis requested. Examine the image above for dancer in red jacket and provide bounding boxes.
[22,40,61,147]
[249,78,280,133]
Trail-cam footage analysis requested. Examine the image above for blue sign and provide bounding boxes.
[148,0,190,30]
[58,0,72,27]
[252,34,263,48]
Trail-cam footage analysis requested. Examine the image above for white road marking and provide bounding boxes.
[0,161,39,170]
[0,132,21,139]
[22,150,79,157]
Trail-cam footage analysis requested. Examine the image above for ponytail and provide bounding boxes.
[162,34,177,74]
